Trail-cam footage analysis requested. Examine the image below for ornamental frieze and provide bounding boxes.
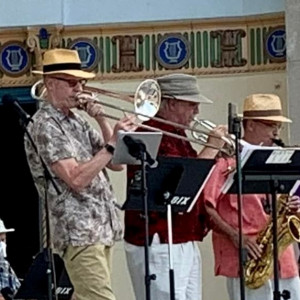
[0,13,285,87]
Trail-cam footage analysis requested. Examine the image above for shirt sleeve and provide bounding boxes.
[202,157,232,209]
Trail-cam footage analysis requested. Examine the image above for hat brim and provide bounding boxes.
[169,94,213,104]
[0,228,15,233]
[32,69,95,79]
[241,115,292,123]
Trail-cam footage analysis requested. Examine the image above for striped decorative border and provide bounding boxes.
[0,13,285,87]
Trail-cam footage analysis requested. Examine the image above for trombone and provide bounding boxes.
[31,79,234,156]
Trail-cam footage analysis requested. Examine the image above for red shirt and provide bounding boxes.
[124,119,210,245]
[203,157,298,278]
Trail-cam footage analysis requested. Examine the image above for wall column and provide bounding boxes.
[285,0,300,144]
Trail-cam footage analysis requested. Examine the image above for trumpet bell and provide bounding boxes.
[134,79,161,122]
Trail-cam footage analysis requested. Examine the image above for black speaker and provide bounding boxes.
[14,249,73,300]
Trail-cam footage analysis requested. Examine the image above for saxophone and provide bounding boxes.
[244,194,300,289]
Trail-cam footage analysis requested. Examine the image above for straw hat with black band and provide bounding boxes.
[32,48,95,79]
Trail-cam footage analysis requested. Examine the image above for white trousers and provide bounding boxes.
[124,235,202,300]
[227,276,300,300]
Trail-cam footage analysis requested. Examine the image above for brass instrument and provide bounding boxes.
[192,119,235,156]
[31,79,234,155]
[244,194,300,289]
[272,138,285,147]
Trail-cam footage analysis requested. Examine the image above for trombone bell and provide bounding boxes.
[134,79,161,121]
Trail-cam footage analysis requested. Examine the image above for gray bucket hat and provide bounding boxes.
[156,73,213,104]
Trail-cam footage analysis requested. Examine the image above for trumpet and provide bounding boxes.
[192,119,236,151]
[31,79,234,156]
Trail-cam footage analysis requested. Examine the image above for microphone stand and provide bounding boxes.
[18,115,60,300]
[123,136,156,300]
[228,103,246,300]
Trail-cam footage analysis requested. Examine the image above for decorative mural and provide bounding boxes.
[0,13,286,87]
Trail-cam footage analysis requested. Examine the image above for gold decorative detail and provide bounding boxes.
[211,29,247,68]
[111,35,143,72]
[26,27,62,72]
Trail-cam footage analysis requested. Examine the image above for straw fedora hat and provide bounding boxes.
[156,73,213,104]
[242,94,292,123]
[32,48,95,79]
[0,219,15,233]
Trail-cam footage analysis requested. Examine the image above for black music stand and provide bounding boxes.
[123,156,215,300]
[115,131,161,300]
[224,147,300,300]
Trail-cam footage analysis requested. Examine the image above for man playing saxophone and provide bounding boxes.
[202,94,300,300]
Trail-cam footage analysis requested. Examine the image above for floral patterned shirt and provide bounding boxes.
[24,103,123,251]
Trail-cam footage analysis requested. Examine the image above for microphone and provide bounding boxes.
[2,94,32,125]
[228,103,237,135]
[123,135,157,167]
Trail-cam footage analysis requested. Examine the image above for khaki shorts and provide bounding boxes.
[63,243,115,300]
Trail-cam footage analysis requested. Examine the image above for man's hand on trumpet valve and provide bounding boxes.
[206,124,228,149]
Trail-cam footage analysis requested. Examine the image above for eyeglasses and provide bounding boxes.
[254,120,282,130]
[51,76,87,87]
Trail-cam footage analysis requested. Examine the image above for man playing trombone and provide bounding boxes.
[24,48,137,300]
[124,73,228,300]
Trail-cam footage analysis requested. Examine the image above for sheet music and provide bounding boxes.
[187,164,216,213]
[221,142,282,194]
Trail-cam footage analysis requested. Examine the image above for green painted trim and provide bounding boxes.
[250,28,255,65]
[152,34,156,71]
[138,38,144,70]
[256,28,262,65]
[196,32,202,68]
[203,31,209,68]
[263,27,268,64]
[99,37,104,73]
[145,35,150,71]
[190,32,195,69]
[210,33,215,66]
[105,37,111,73]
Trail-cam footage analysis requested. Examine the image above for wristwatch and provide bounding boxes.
[104,143,115,155]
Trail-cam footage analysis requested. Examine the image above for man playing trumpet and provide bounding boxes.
[25,48,137,300]
[124,73,228,300]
